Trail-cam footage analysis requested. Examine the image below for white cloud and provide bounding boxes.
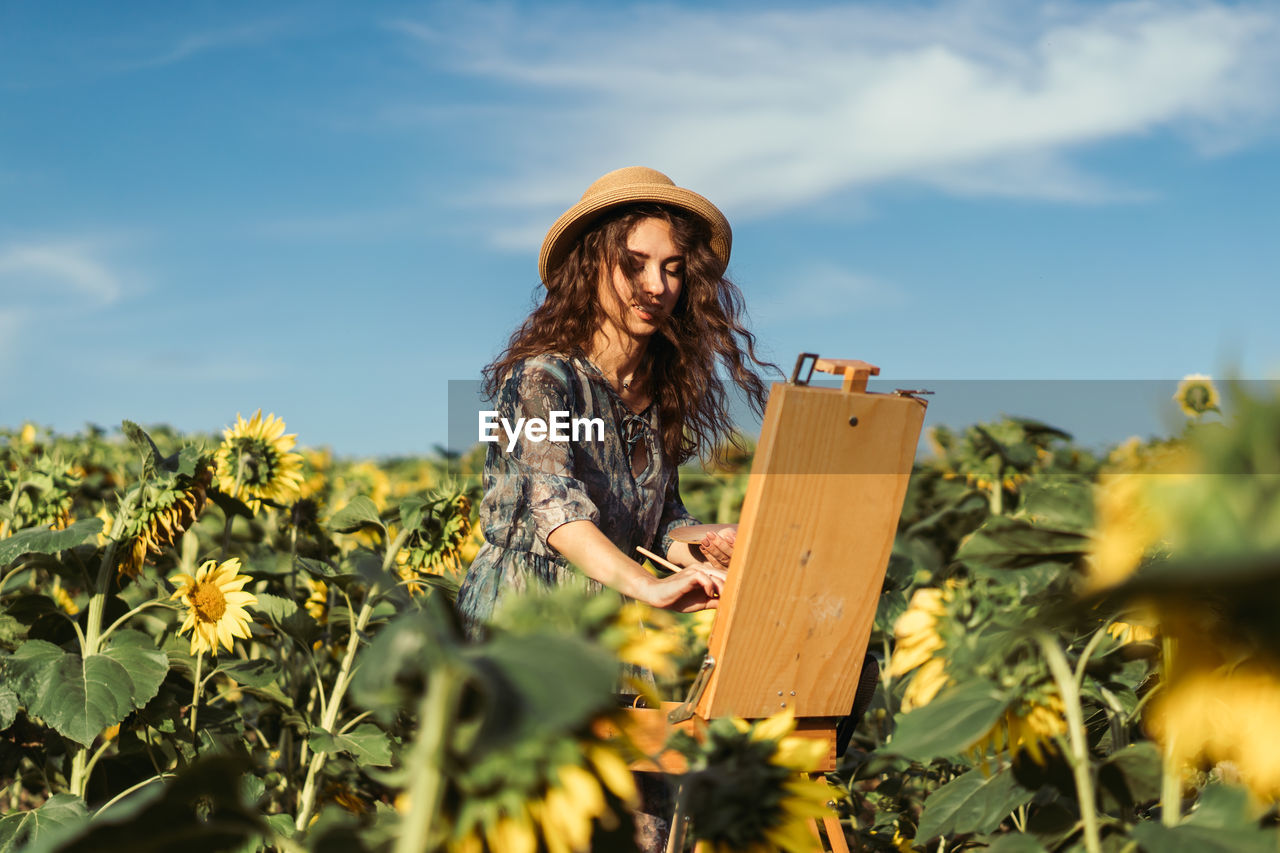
[389,0,1280,243]
[0,241,124,304]
[126,20,290,69]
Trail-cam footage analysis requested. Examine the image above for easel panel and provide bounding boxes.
[697,384,925,720]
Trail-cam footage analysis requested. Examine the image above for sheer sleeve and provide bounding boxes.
[499,358,601,551]
[651,466,700,557]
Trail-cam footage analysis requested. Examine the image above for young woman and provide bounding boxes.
[456,166,775,637]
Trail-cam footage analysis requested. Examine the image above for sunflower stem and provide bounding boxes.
[294,527,411,832]
[1159,634,1181,826]
[394,666,461,853]
[69,499,134,798]
[1037,632,1101,853]
[220,512,234,560]
[190,652,205,748]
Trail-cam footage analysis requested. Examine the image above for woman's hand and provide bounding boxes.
[697,526,736,570]
[641,565,723,612]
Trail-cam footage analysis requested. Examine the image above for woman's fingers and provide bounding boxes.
[699,528,736,569]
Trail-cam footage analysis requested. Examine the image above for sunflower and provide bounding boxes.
[1173,374,1220,418]
[613,602,681,680]
[170,558,258,656]
[967,690,1067,769]
[303,576,329,625]
[1148,664,1280,802]
[886,587,950,711]
[1107,620,1158,645]
[214,410,305,513]
[445,745,638,853]
[683,709,838,853]
[118,465,211,579]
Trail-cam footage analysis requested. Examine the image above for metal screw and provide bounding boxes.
[777,691,783,696]
[780,702,787,708]
[848,416,859,426]
[790,691,796,696]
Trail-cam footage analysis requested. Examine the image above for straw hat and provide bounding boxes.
[538,166,732,285]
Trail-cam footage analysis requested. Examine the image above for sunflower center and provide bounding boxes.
[191,579,227,622]
[231,438,278,487]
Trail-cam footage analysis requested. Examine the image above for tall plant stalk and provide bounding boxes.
[1037,632,1102,853]
[294,528,410,832]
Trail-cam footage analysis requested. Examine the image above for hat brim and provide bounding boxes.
[539,184,731,285]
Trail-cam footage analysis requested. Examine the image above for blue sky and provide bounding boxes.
[3,0,1278,457]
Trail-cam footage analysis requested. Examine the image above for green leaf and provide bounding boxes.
[985,833,1049,853]
[36,756,264,853]
[955,516,1089,571]
[1098,742,1161,813]
[265,813,297,840]
[916,766,1035,841]
[216,658,281,689]
[1131,820,1278,853]
[0,519,103,568]
[1012,479,1094,534]
[309,723,393,767]
[0,794,88,853]
[884,681,1010,763]
[1183,783,1259,830]
[100,630,169,711]
[327,496,385,535]
[253,592,298,623]
[399,496,427,533]
[462,632,619,754]
[0,681,19,729]
[8,640,135,747]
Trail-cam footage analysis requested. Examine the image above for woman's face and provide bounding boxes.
[597,217,684,342]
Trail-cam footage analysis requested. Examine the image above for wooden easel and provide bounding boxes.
[616,354,928,851]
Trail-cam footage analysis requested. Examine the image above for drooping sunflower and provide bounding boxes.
[170,558,258,656]
[118,463,211,579]
[1173,374,1220,418]
[396,490,475,581]
[967,688,1067,770]
[682,709,839,853]
[214,410,305,513]
[886,587,951,711]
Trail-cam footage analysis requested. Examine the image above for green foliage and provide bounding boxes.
[4,388,1280,853]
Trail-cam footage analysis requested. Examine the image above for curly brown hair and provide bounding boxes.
[484,203,777,466]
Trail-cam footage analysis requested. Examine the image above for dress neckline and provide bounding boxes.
[576,355,654,418]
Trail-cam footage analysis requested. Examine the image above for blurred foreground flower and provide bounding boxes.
[170,558,258,656]
[215,409,304,513]
[1148,664,1280,802]
[1174,374,1220,417]
[681,709,837,853]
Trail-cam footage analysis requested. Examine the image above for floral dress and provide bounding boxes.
[455,353,701,638]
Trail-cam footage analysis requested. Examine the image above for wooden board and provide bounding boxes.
[694,382,926,720]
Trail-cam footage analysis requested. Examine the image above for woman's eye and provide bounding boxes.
[666,265,684,277]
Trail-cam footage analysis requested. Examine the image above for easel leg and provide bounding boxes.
[822,815,851,853]
[665,785,688,853]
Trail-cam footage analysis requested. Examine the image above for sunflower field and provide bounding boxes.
[3,375,1280,853]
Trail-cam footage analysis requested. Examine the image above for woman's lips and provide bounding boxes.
[632,304,659,321]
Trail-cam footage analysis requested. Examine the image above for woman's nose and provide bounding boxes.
[641,264,666,294]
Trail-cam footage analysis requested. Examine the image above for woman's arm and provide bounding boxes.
[548,519,723,612]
